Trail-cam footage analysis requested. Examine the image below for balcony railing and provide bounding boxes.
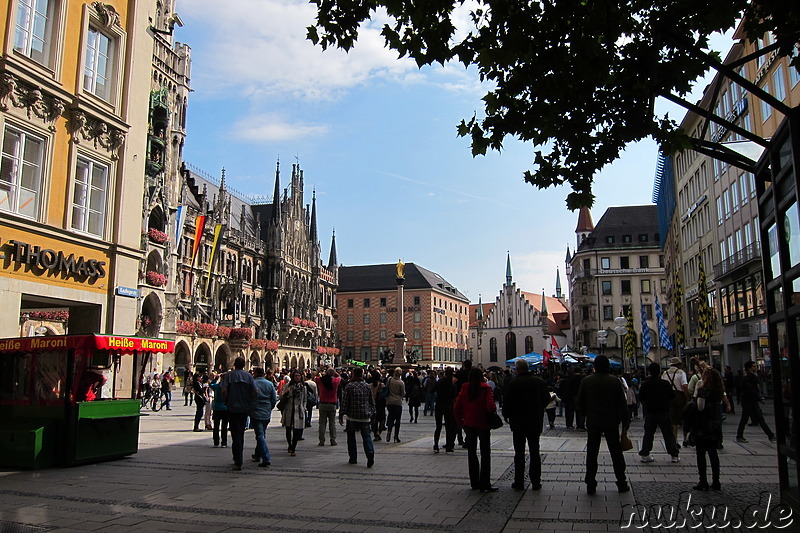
[713,242,761,279]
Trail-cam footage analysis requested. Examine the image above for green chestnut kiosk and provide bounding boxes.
[0,334,175,468]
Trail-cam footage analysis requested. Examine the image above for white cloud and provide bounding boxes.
[182,0,422,101]
[231,113,329,141]
[181,0,483,101]
[512,250,567,297]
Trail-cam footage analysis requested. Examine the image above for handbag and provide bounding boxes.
[488,410,504,430]
[276,396,286,411]
[620,430,633,451]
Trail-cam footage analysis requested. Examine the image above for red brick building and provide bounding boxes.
[336,263,470,367]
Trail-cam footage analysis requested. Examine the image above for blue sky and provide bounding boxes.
[177,0,731,304]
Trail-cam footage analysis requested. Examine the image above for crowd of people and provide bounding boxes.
[158,355,774,494]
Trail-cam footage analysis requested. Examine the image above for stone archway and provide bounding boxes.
[140,292,163,337]
[174,340,191,378]
[214,344,232,371]
[264,353,274,370]
[249,351,260,368]
[290,356,298,369]
[194,342,212,372]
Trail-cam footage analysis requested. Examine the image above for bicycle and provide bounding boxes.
[140,387,164,411]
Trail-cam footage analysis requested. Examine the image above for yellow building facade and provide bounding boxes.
[0,0,152,337]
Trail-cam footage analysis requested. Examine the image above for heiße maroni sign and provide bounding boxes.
[5,239,107,280]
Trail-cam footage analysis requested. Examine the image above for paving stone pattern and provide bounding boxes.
[0,404,789,532]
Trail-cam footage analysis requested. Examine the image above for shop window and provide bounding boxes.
[71,155,108,236]
[0,124,45,219]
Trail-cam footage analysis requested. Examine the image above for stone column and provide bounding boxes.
[394,274,407,362]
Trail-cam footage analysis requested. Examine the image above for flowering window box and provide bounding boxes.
[147,228,169,244]
[146,271,167,287]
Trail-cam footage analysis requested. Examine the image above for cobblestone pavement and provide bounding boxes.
[0,403,790,533]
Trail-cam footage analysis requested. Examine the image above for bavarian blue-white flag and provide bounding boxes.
[641,302,652,355]
[175,205,187,250]
[654,293,672,350]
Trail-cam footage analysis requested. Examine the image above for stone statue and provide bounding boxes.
[396,259,405,279]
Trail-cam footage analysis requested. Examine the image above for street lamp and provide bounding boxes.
[597,330,607,355]
[614,314,628,374]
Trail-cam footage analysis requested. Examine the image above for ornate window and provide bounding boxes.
[505,331,516,359]
[71,155,107,236]
[83,26,113,100]
[0,124,45,219]
[489,337,497,362]
[524,336,534,354]
[13,0,59,68]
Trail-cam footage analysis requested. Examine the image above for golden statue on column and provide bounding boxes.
[396,259,405,279]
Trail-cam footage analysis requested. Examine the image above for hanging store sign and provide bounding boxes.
[6,240,106,280]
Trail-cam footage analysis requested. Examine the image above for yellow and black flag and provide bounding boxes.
[697,254,712,343]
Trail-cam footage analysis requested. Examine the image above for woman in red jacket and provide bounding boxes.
[454,368,498,492]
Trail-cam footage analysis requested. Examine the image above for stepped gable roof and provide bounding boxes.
[578,205,659,251]
[522,292,570,336]
[339,263,469,301]
[469,302,495,329]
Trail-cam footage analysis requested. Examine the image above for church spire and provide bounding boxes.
[541,289,548,317]
[328,229,338,269]
[506,252,512,286]
[271,161,281,223]
[310,189,318,242]
[477,294,484,320]
[555,268,562,299]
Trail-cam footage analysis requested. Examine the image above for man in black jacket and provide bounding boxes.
[736,361,775,443]
[577,355,630,494]
[503,360,551,490]
[638,363,680,463]
[559,367,585,429]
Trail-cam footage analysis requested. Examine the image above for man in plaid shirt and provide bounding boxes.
[339,367,376,467]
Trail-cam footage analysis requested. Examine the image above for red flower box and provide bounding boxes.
[250,339,266,349]
[148,228,169,244]
[292,317,301,325]
[229,327,253,340]
[27,310,70,321]
[196,322,217,337]
[176,320,196,334]
[266,340,280,351]
[146,271,167,287]
[216,326,231,339]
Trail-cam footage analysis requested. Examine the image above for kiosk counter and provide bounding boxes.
[0,335,175,468]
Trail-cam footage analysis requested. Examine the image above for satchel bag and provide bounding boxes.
[488,410,504,430]
[276,396,286,411]
[620,430,633,451]
[305,384,318,408]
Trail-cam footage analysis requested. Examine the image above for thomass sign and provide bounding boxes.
[5,240,106,280]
